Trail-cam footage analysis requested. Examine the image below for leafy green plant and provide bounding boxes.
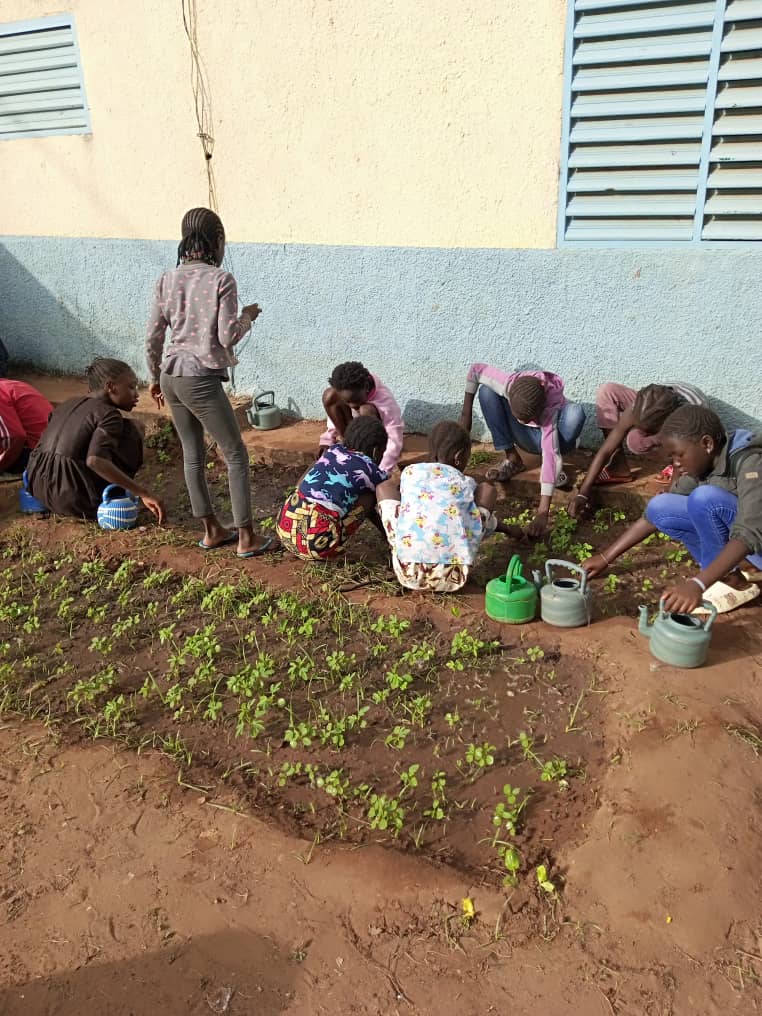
[398,763,420,796]
[492,783,529,837]
[465,741,496,771]
[536,863,556,894]
[603,573,621,594]
[385,725,410,751]
[367,793,405,834]
[423,771,448,820]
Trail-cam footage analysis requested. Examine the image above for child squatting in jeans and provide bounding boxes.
[377,420,512,593]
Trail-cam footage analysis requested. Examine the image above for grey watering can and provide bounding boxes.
[638,598,717,669]
[248,391,282,431]
[532,559,592,628]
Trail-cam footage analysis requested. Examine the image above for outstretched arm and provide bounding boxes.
[582,516,656,578]
[571,409,635,518]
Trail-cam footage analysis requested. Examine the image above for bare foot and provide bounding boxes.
[200,517,236,549]
[237,525,271,556]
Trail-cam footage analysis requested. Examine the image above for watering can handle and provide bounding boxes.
[102,485,134,503]
[254,391,275,410]
[657,596,717,631]
[544,558,588,594]
[503,554,525,594]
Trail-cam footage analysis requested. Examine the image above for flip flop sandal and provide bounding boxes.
[485,460,525,483]
[197,532,237,550]
[693,581,760,615]
[237,536,275,559]
[656,465,674,485]
[593,465,633,485]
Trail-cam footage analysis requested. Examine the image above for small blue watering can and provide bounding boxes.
[19,471,47,514]
[97,485,140,531]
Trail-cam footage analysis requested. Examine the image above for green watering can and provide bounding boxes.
[485,555,538,624]
[638,598,717,668]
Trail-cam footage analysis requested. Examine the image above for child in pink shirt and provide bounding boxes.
[320,361,403,473]
[459,364,585,538]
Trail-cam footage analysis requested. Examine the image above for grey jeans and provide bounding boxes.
[160,372,252,528]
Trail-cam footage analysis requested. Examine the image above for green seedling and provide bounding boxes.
[492,783,529,838]
[367,793,405,834]
[495,842,522,887]
[398,763,420,796]
[385,725,410,751]
[465,741,496,771]
[603,573,621,594]
[444,710,460,729]
[536,863,556,894]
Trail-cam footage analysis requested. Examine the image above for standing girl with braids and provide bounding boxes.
[146,207,271,557]
[26,358,164,522]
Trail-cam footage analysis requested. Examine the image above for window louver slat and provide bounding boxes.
[0,17,89,139]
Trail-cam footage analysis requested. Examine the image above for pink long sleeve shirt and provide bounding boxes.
[319,373,404,474]
[465,363,567,496]
[145,262,252,382]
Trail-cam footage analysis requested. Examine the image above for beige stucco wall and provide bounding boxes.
[0,1,566,247]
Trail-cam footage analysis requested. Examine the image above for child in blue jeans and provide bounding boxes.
[459,363,585,538]
[583,405,762,614]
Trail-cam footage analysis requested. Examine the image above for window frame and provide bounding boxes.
[557,0,761,247]
[0,13,91,142]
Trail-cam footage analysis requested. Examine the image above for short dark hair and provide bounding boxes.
[344,416,387,458]
[429,420,471,465]
[84,358,134,391]
[508,376,546,422]
[633,384,685,435]
[660,404,725,446]
[329,361,373,392]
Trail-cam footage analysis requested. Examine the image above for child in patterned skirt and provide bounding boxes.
[377,421,509,593]
[278,416,388,560]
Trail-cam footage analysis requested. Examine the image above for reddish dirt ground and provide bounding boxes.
[0,409,761,1015]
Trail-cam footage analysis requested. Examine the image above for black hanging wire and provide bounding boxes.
[181,0,219,213]
[180,0,247,398]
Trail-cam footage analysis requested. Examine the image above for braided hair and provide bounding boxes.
[328,361,373,393]
[660,405,725,447]
[429,420,471,466]
[177,207,225,267]
[344,416,388,460]
[84,358,133,391]
[632,384,685,435]
[508,375,546,423]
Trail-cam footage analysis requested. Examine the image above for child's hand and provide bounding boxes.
[149,382,164,410]
[141,494,166,525]
[526,512,549,539]
[242,303,262,321]
[581,553,609,579]
[568,493,590,519]
[662,580,703,614]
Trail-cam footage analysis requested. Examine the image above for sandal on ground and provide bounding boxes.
[198,532,237,550]
[486,460,525,483]
[693,580,760,615]
[237,536,274,559]
[593,465,633,485]
[656,465,674,485]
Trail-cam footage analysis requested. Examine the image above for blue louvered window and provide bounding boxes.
[0,14,90,141]
[559,0,762,243]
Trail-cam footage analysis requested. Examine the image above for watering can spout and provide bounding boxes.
[531,569,542,590]
[638,604,651,638]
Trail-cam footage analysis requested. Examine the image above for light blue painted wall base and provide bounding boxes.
[0,237,760,440]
